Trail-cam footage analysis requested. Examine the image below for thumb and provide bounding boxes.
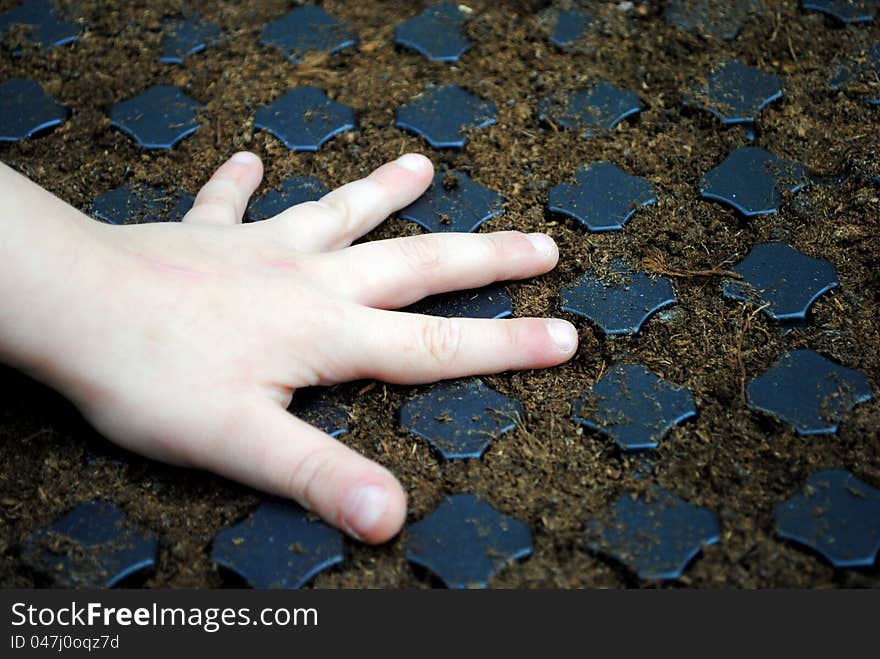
[182,152,264,226]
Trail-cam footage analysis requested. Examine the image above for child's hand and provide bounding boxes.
[1,153,577,543]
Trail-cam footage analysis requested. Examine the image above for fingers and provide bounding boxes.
[316,231,558,308]
[206,401,406,543]
[182,152,263,226]
[328,309,578,384]
[274,153,433,252]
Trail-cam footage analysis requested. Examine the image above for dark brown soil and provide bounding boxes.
[1,0,878,588]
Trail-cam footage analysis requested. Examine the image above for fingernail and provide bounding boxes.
[343,485,388,540]
[527,232,556,258]
[395,153,428,172]
[547,319,577,353]
[231,151,258,164]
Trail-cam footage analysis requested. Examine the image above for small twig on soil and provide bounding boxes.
[735,303,771,402]
[642,248,743,279]
[294,53,336,83]
[356,382,376,397]
[19,428,51,443]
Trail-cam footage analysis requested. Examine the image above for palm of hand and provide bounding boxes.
[68,152,576,543]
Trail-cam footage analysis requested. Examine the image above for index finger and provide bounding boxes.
[273,153,434,252]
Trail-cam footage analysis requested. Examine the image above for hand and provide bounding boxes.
[4,153,578,543]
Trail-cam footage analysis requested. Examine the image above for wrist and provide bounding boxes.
[0,164,110,389]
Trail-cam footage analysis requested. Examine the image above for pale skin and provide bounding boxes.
[0,152,578,544]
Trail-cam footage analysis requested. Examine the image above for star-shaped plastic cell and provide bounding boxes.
[254,87,355,152]
[775,469,880,568]
[723,242,839,321]
[700,146,810,216]
[246,175,328,222]
[560,259,676,335]
[399,378,523,459]
[406,494,532,588]
[802,0,876,23]
[585,486,721,580]
[664,0,758,41]
[260,6,357,62]
[0,0,80,51]
[396,84,497,149]
[686,60,783,125]
[830,44,880,105]
[404,283,513,319]
[160,16,222,64]
[550,9,594,48]
[572,364,697,451]
[399,170,504,233]
[538,80,642,137]
[91,181,194,224]
[747,349,873,435]
[0,78,66,141]
[548,162,656,232]
[21,500,158,588]
[211,500,344,589]
[395,2,471,62]
[110,85,202,150]
[287,388,351,438]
